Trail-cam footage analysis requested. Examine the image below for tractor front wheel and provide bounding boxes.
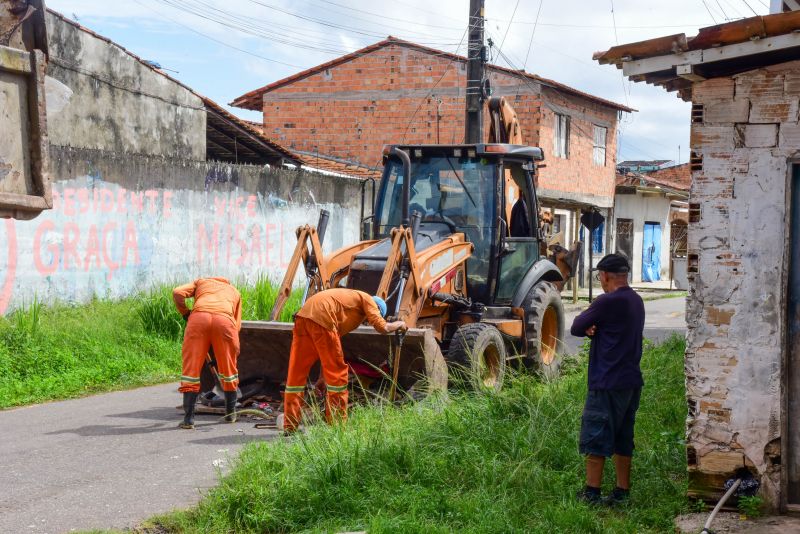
[446,323,507,392]
[522,281,565,379]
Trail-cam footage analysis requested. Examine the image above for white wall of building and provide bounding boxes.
[613,192,672,283]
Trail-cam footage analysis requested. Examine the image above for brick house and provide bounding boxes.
[232,37,633,282]
[596,9,800,510]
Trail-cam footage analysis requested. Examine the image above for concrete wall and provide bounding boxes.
[613,192,672,283]
[686,61,800,505]
[0,147,362,313]
[258,42,619,207]
[44,12,206,159]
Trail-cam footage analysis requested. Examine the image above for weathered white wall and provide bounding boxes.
[45,12,206,159]
[686,62,800,505]
[0,147,363,314]
[613,192,672,283]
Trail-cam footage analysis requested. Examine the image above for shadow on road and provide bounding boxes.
[107,406,179,422]
[188,434,272,446]
[46,422,180,437]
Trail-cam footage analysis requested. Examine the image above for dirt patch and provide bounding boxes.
[675,512,800,533]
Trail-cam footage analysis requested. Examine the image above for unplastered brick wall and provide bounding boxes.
[261,43,618,206]
[686,60,800,505]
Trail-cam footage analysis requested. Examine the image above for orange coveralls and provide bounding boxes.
[284,288,387,431]
[173,277,242,393]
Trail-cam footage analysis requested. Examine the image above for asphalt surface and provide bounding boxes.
[0,384,280,534]
[0,296,686,534]
[564,295,686,354]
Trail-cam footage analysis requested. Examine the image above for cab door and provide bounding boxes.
[494,160,540,303]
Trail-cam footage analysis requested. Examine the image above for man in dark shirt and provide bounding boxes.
[570,253,645,506]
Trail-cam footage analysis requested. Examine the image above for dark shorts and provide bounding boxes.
[579,388,641,458]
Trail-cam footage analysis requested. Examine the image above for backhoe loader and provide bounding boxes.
[228,97,580,399]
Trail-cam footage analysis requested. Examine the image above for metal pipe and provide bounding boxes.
[410,210,422,243]
[391,147,412,228]
[316,209,330,246]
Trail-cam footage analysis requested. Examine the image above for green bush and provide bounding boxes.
[156,336,689,533]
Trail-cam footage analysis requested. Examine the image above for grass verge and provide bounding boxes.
[154,336,688,533]
[0,277,302,409]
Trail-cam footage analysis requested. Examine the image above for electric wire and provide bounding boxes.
[739,0,761,16]
[714,0,731,20]
[609,0,631,107]
[133,0,303,67]
[497,0,521,58]
[700,0,720,23]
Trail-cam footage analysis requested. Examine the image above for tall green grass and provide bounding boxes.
[155,336,688,533]
[0,299,181,408]
[1,277,304,408]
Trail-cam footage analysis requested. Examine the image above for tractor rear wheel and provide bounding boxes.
[446,323,507,392]
[522,281,565,379]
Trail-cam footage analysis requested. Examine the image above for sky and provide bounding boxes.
[47,0,773,164]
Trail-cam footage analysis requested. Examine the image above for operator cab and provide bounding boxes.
[364,144,545,306]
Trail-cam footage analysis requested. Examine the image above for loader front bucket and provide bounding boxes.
[233,321,447,398]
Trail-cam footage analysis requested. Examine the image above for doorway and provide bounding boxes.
[642,222,662,282]
[615,218,633,263]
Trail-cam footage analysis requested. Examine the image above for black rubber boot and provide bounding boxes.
[179,392,199,429]
[223,391,238,423]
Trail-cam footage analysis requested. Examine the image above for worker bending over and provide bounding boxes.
[173,277,242,429]
[283,288,406,433]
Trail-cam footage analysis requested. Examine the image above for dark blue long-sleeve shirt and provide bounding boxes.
[570,286,645,390]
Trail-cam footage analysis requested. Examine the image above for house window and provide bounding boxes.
[553,113,570,158]
[593,125,607,166]
[592,221,604,254]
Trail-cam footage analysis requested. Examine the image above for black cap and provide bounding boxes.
[596,253,630,274]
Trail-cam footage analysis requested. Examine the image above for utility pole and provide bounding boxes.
[465,0,486,144]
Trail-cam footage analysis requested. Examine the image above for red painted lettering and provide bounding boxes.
[84,225,102,271]
[246,195,257,218]
[145,190,159,213]
[121,221,139,267]
[197,223,219,265]
[163,191,173,219]
[62,222,81,270]
[234,224,248,266]
[116,188,127,214]
[63,188,76,216]
[130,191,144,213]
[77,188,90,214]
[33,220,59,276]
[249,224,263,265]
[100,188,115,213]
[102,222,118,281]
[264,223,277,267]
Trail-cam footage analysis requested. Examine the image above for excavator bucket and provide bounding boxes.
[234,321,448,398]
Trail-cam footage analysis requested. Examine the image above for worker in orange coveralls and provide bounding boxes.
[282,288,407,433]
[173,277,242,429]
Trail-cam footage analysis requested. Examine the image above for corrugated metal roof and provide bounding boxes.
[232,36,634,113]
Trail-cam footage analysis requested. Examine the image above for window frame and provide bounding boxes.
[592,125,607,166]
[553,113,570,159]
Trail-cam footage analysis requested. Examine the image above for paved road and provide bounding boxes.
[0,384,280,534]
[563,296,686,353]
[0,296,686,534]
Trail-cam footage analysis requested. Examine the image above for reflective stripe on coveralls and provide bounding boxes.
[284,317,349,431]
[179,311,241,393]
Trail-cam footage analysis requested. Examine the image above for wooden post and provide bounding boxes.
[573,208,580,304]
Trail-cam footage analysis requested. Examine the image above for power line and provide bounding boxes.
[740,0,761,16]
[313,0,464,31]
[497,0,521,58]
[609,0,630,108]
[133,0,302,67]
[522,1,544,71]
[700,0,719,24]
[714,0,731,20]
